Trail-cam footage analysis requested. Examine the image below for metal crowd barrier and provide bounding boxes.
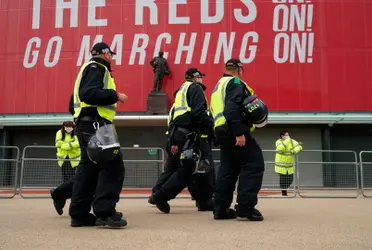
[15,145,363,200]
[212,149,297,198]
[19,145,165,199]
[119,147,165,199]
[359,151,372,198]
[19,145,80,199]
[297,150,359,198]
[0,146,19,199]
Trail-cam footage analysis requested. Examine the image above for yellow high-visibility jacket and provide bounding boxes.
[55,129,81,168]
[274,138,302,175]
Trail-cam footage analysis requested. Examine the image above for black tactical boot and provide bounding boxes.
[50,189,66,216]
[151,194,170,214]
[235,204,264,221]
[148,196,155,205]
[213,208,237,220]
[71,213,97,227]
[95,212,127,228]
[197,199,214,211]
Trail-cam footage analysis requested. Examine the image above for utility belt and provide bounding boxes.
[214,124,252,146]
[76,116,111,125]
[168,126,208,142]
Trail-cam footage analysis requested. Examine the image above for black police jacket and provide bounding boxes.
[222,73,254,137]
[72,57,119,120]
[171,82,214,135]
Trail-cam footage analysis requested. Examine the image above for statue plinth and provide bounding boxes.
[147,90,169,115]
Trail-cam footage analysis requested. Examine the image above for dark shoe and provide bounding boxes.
[113,211,123,218]
[282,190,288,196]
[95,212,127,228]
[197,200,214,211]
[235,205,264,221]
[151,195,170,214]
[148,196,155,205]
[213,208,237,220]
[71,213,97,227]
[50,189,66,216]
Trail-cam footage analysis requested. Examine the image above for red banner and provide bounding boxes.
[0,0,371,114]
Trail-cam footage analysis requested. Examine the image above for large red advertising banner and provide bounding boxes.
[0,0,371,114]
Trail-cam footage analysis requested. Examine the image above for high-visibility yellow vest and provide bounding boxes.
[171,81,209,138]
[73,61,117,122]
[210,76,255,132]
[274,138,303,175]
[55,129,81,168]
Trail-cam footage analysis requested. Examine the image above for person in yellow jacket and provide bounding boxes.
[275,131,303,196]
[55,121,80,183]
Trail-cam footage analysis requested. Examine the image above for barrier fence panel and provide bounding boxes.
[119,147,165,198]
[297,150,359,198]
[20,146,80,198]
[359,151,372,198]
[19,145,165,199]
[211,149,297,198]
[0,146,19,199]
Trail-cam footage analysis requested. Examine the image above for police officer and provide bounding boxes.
[149,68,215,213]
[69,42,128,228]
[149,90,182,201]
[210,58,265,221]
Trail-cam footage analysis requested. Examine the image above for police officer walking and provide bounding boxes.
[149,68,215,213]
[69,42,128,228]
[210,59,267,221]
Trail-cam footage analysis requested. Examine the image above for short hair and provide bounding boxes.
[280,131,288,138]
[225,66,239,72]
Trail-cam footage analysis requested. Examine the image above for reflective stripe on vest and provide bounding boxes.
[210,76,255,129]
[73,61,117,122]
[171,81,209,138]
[173,81,193,120]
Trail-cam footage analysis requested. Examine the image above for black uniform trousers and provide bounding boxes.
[187,138,216,202]
[151,139,216,201]
[51,159,75,202]
[61,158,75,183]
[68,119,125,220]
[214,133,265,212]
[152,131,214,203]
[52,175,74,201]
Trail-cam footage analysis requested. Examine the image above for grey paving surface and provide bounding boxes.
[0,197,372,250]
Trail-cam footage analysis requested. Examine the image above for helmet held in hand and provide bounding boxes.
[242,95,268,128]
[86,124,121,163]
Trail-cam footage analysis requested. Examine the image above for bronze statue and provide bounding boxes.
[150,51,170,92]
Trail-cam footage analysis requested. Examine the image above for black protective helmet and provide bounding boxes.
[242,95,268,128]
[179,148,212,174]
[180,148,200,168]
[86,124,121,163]
[194,158,212,174]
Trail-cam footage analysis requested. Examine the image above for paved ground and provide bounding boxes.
[1,196,372,250]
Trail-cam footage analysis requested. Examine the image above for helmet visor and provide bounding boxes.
[95,124,121,150]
